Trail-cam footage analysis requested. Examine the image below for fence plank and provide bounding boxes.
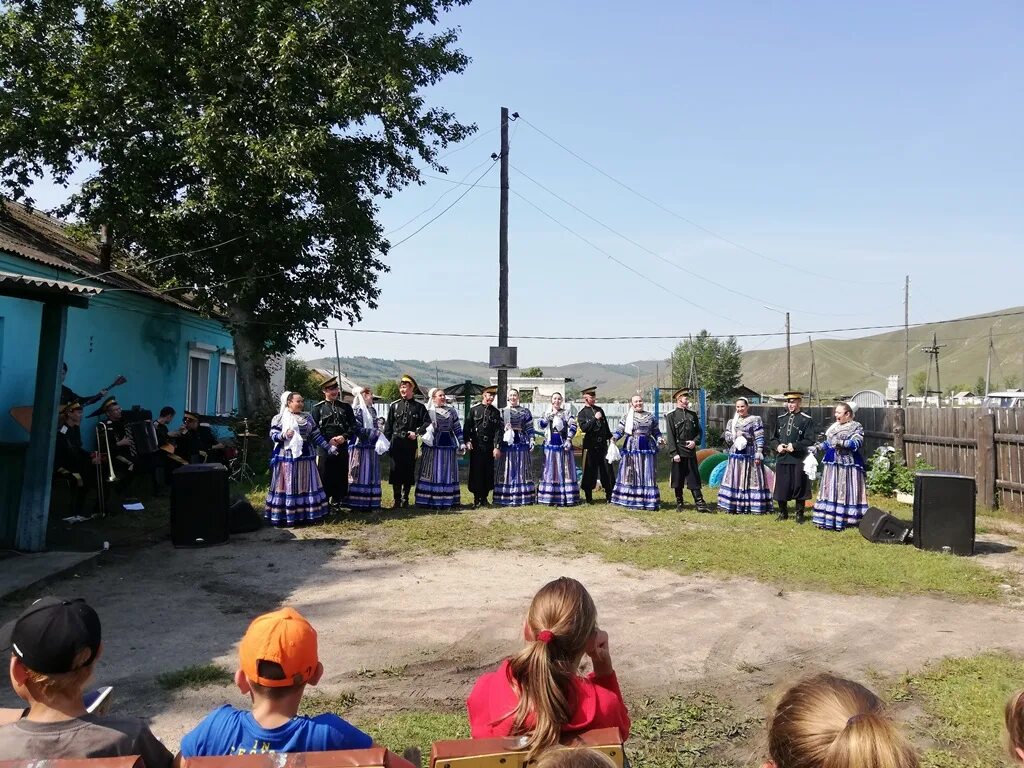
[976,412,996,509]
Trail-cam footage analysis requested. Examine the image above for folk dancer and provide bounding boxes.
[54,401,102,516]
[812,402,868,530]
[347,385,383,510]
[266,391,338,527]
[664,388,709,512]
[177,410,227,465]
[717,398,772,514]
[576,386,615,503]
[493,388,537,506]
[537,392,579,506]
[311,376,356,507]
[609,395,664,510]
[415,388,466,509]
[384,374,429,508]
[464,385,503,508]
[770,391,819,523]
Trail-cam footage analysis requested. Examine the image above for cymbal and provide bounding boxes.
[236,432,260,439]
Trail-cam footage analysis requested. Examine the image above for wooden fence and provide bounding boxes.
[706,404,1024,514]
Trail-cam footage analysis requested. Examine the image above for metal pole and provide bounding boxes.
[497,106,510,409]
[698,388,707,449]
[786,311,792,391]
[904,275,910,406]
[333,330,342,385]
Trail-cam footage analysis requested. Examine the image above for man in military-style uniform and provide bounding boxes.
[90,396,135,480]
[54,401,102,516]
[464,385,503,508]
[664,388,709,512]
[311,376,356,507]
[576,386,615,503]
[177,410,228,466]
[384,374,429,508]
[770,391,819,523]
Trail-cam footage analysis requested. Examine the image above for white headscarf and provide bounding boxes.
[278,391,305,456]
[353,385,375,430]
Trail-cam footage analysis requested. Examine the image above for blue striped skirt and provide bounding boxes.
[347,443,382,510]
[610,445,660,511]
[717,454,772,514]
[415,444,460,508]
[538,444,579,506]
[812,462,868,530]
[266,453,329,527]
[494,443,536,507]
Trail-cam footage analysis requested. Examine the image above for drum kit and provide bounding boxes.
[230,417,259,483]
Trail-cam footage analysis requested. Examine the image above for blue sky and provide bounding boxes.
[28,0,1024,365]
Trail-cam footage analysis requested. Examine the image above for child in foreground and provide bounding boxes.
[765,673,918,768]
[0,596,172,766]
[535,747,617,768]
[177,606,372,758]
[1006,689,1024,763]
[467,577,630,760]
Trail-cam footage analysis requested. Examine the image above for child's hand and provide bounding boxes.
[586,628,614,677]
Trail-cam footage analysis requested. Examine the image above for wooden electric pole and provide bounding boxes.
[903,275,910,407]
[497,106,510,409]
[786,311,792,391]
[922,332,946,408]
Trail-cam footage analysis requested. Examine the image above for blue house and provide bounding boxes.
[0,200,238,550]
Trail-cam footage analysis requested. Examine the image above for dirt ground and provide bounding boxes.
[2,526,1024,752]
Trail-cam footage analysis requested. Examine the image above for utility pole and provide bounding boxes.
[922,332,946,408]
[786,311,792,391]
[985,327,993,396]
[807,335,818,407]
[903,275,910,407]
[333,330,342,385]
[497,106,510,409]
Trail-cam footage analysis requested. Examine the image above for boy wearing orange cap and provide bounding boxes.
[178,607,372,756]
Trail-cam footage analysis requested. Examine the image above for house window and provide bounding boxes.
[217,356,237,415]
[186,344,214,414]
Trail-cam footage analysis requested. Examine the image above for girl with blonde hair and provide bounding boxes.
[1005,689,1024,763]
[766,673,918,768]
[466,577,630,760]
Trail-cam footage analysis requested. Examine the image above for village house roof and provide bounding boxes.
[0,200,206,314]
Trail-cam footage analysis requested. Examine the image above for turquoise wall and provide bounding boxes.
[0,253,237,445]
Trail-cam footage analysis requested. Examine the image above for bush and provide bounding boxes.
[865,446,933,496]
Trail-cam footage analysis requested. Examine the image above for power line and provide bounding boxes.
[519,116,894,287]
[386,156,496,236]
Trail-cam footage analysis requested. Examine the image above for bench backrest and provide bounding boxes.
[429,728,624,768]
[0,758,144,768]
[182,748,417,768]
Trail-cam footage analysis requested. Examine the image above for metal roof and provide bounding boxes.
[0,269,104,295]
[0,200,204,314]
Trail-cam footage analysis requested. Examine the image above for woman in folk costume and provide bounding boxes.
[494,388,537,506]
[266,391,339,526]
[347,385,384,510]
[717,397,772,514]
[609,395,664,511]
[812,402,868,530]
[415,387,466,509]
[537,392,579,506]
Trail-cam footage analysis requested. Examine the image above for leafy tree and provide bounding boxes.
[669,330,742,402]
[375,379,401,402]
[520,367,544,377]
[912,370,928,396]
[1003,375,1021,390]
[284,358,327,405]
[975,376,988,396]
[0,0,474,417]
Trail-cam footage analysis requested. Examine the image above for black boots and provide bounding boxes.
[777,501,806,523]
[692,489,710,513]
[776,501,789,521]
[795,503,806,524]
[675,493,686,511]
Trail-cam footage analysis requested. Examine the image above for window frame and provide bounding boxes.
[216,352,238,416]
[186,342,216,414]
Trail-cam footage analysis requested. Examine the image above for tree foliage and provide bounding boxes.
[374,379,400,402]
[520,367,544,377]
[284,357,327,405]
[912,370,928,396]
[0,0,474,415]
[669,330,742,402]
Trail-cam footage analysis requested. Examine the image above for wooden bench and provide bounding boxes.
[429,728,625,768]
[182,748,418,768]
[1,758,144,768]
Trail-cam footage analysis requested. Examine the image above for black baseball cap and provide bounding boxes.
[0,597,102,674]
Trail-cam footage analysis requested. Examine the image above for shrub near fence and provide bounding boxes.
[706,404,1024,514]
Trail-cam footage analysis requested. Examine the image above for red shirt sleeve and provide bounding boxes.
[586,671,631,740]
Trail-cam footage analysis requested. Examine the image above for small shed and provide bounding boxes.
[849,390,886,409]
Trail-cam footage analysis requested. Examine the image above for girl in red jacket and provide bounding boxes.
[466,577,630,759]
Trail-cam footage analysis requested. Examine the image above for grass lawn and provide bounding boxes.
[242,460,1015,600]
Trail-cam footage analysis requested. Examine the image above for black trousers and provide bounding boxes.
[670,455,701,491]
[317,447,350,502]
[580,443,615,494]
[773,462,812,502]
[467,445,496,498]
[388,437,418,487]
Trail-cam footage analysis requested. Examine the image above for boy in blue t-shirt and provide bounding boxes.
[178,607,371,757]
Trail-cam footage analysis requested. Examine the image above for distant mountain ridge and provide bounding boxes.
[306,306,1024,399]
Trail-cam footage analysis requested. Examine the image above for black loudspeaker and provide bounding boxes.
[913,472,975,555]
[229,498,263,534]
[859,506,912,544]
[170,463,229,547]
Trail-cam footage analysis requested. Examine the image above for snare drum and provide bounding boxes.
[128,421,159,455]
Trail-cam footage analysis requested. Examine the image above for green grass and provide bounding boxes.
[157,663,234,691]
[300,689,359,716]
[352,711,470,761]
[888,652,1024,768]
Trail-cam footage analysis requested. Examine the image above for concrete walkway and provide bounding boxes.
[0,550,101,601]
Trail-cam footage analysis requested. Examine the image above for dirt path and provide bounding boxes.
[2,527,1022,751]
